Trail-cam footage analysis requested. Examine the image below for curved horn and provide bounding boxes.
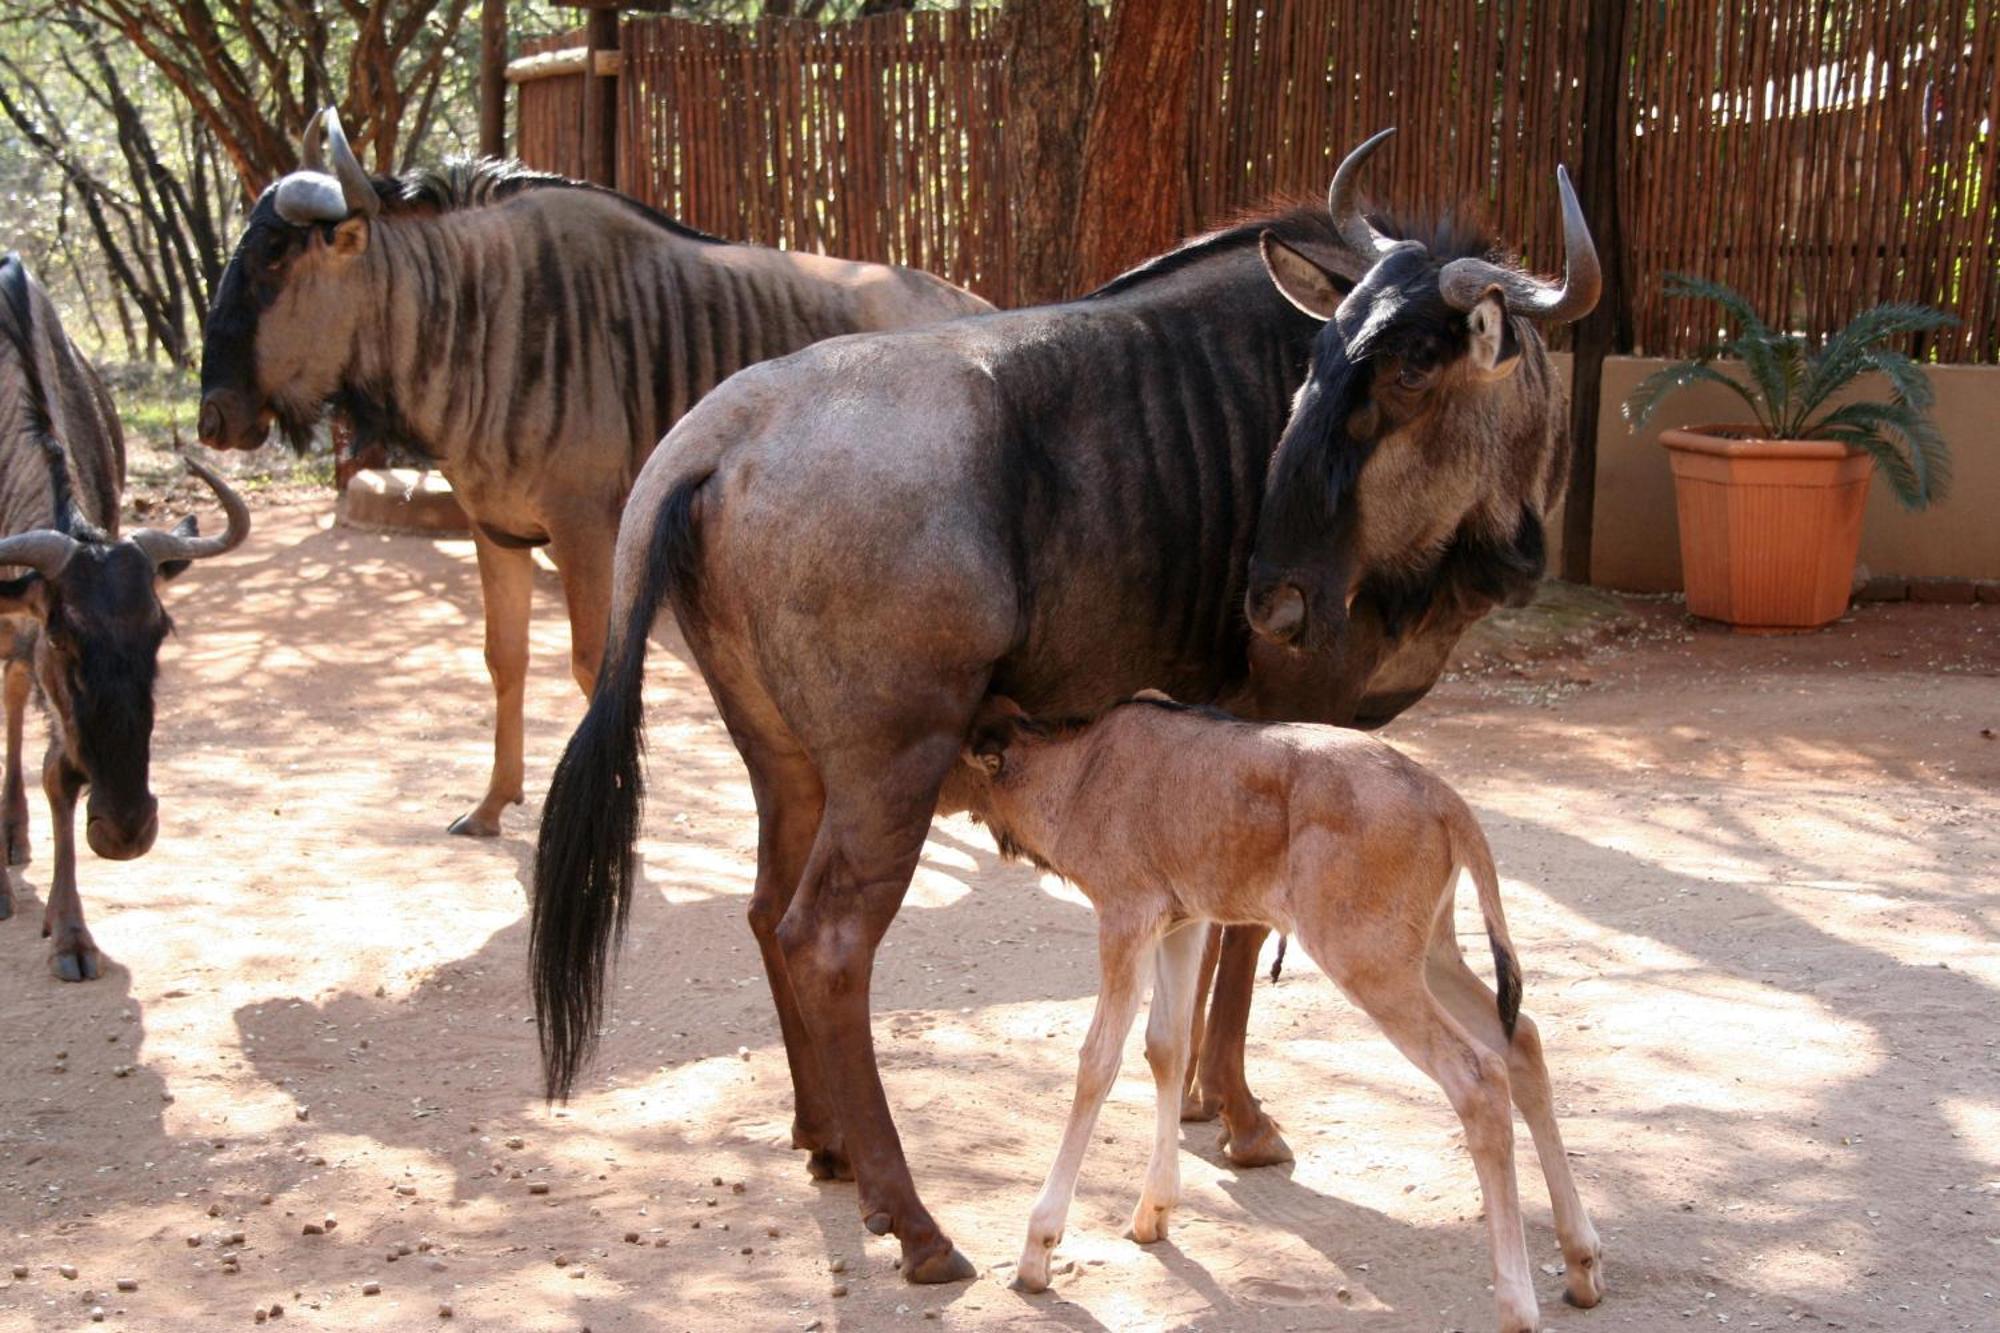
[273,172,350,225]
[0,530,78,581]
[1439,165,1602,323]
[1326,128,1400,263]
[299,106,327,174]
[321,108,380,219]
[128,456,251,567]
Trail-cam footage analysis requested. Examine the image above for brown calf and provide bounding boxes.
[956,693,1603,1333]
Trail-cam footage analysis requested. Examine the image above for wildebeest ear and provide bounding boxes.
[330,216,370,258]
[0,573,48,619]
[1466,288,1521,380]
[1260,231,1344,322]
[964,696,1029,773]
[155,515,197,583]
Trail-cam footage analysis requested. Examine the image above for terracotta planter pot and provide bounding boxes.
[1659,426,1872,631]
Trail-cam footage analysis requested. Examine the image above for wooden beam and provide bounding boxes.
[479,0,507,157]
[581,8,621,188]
[505,47,623,84]
[1561,0,1634,586]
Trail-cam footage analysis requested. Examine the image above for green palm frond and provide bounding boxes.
[1622,359,1766,431]
[1627,280,1956,512]
[1815,400,1952,509]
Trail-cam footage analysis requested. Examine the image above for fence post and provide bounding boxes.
[1561,0,1633,586]
[479,0,508,158]
[583,6,621,188]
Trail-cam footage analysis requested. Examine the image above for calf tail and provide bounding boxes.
[1445,801,1522,1040]
[530,473,708,1101]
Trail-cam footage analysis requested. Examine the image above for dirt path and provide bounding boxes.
[1,500,1994,1332]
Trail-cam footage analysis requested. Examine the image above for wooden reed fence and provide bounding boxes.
[513,2,1999,362]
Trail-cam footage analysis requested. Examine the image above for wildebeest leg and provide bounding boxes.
[1132,921,1206,1245]
[1015,914,1151,1293]
[1426,930,1604,1309]
[40,744,96,982]
[776,724,976,1285]
[449,532,534,837]
[1178,924,1222,1121]
[547,515,615,698]
[1196,925,1293,1166]
[2,657,31,876]
[1334,964,1539,1333]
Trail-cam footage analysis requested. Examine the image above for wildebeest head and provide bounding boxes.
[198,108,381,453]
[0,459,249,859]
[1243,130,1599,653]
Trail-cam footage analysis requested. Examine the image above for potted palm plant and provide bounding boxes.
[1624,276,1955,630]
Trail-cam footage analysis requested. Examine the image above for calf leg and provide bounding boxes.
[3,657,30,875]
[1196,924,1293,1166]
[450,533,534,837]
[40,745,95,982]
[1427,937,1604,1308]
[1333,964,1538,1333]
[1132,922,1206,1244]
[1179,925,1221,1121]
[1016,917,1152,1292]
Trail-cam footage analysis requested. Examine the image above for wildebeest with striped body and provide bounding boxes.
[196,109,991,836]
[0,255,250,980]
[530,134,1595,1283]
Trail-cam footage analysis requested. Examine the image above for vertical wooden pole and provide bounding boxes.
[479,0,508,159]
[1561,0,1633,586]
[583,6,621,188]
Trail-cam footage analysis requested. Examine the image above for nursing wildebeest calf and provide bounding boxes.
[532,132,1596,1280]
[0,255,249,979]
[957,694,1603,1332]
[196,109,989,836]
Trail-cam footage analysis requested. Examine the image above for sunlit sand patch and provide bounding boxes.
[1941,1097,2000,1170]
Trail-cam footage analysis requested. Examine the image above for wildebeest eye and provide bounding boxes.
[1396,362,1437,390]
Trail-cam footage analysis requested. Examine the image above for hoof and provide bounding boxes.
[1127,1202,1172,1245]
[447,811,502,837]
[1222,1115,1294,1168]
[900,1243,976,1285]
[50,945,101,983]
[805,1147,854,1182]
[1179,1090,1220,1123]
[1563,1253,1606,1308]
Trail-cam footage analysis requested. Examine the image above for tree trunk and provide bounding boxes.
[1069,0,1204,294]
[998,0,1094,307]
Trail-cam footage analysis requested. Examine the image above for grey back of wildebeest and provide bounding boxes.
[0,255,122,545]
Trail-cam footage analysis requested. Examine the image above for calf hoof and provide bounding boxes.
[1126,1201,1173,1245]
[446,810,502,838]
[1179,1088,1220,1123]
[1563,1248,1606,1308]
[1012,1244,1054,1293]
[1221,1114,1294,1168]
[805,1146,854,1182]
[49,942,102,983]
[899,1241,976,1285]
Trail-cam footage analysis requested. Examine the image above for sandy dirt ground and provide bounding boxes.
[0,497,1995,1333]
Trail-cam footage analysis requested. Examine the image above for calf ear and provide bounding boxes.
[155,516,197,583]
[1466,289,1522,379]
[330,216,370,258]
[0,573,47,620]
[964,695,1028,774]
[1260,232,1345,321]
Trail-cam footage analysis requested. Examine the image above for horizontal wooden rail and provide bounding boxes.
[506,47,620,85]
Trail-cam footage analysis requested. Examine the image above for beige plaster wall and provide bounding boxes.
[1589,358,2000,590]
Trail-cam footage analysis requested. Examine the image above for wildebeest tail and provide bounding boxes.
[531,473,707,1101]
[1443,799,1522,1040]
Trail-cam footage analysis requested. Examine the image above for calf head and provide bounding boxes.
[1245,129,1599,654]
[0,458,249,859]
[198,107,381,453]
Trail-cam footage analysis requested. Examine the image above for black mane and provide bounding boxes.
[0,254,90,540]
[1086,200,1503,302]
[374,157,728,246]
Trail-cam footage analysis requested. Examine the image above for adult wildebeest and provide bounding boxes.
[956,693,1602,1333]
[0,254,250,980]
[195,108,991,836]
[531,131,1597,1282]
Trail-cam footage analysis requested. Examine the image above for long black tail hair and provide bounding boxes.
[530,474,707,1100]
